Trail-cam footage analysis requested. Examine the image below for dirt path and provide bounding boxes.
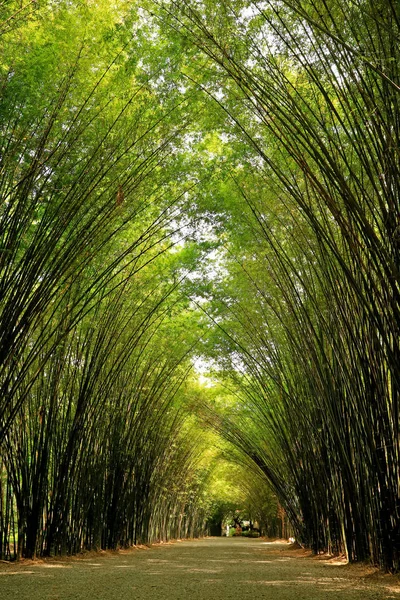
[1,538,399,599]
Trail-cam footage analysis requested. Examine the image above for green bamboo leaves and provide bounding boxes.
[1,0,400,570]
[165,0,400,571]
[0,1,209,559]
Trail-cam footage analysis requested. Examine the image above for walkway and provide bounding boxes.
[0,538,398,599]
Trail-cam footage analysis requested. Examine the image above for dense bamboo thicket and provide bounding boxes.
[1,0,400,572]
[162,0,400,571]
[0,1,211,559]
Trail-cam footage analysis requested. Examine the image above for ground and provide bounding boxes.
[1,538,400,599]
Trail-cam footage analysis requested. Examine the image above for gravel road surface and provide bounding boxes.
[1,537,399,599]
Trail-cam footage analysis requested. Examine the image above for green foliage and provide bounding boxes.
[1,0,399,573]
[159,0,400,571]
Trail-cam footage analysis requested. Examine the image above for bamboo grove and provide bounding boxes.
[1,0,400,573]
[161,0,400,571]
[0,1,215,559]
